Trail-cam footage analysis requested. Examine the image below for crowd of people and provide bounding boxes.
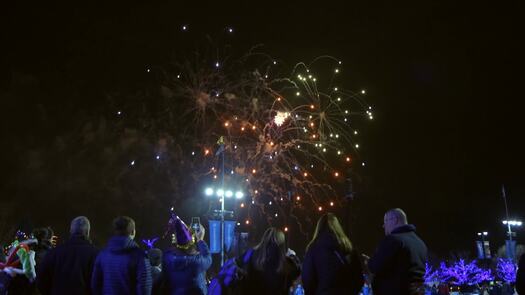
[6,208,513,295]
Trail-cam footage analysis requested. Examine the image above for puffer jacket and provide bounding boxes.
[91,236,152,295]
[162,240,212,295]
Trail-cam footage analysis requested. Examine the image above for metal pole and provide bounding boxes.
[502,185,512,242]
[481,235,485,260]
[221,148,225,266]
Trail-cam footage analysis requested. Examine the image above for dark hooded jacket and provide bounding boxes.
[91,236,152,295]
[302,232,363,295]
[36,234,98,295]
[368,224,427,295]
[162,240,212,295]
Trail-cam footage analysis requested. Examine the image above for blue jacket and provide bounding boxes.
[162,240,212,295]
[302,233,363,295]
[91,236,152,295]
[368,224,427,295]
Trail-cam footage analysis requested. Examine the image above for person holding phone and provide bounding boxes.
[163,215,212,295]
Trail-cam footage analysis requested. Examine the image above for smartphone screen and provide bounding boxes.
[191,217,201,233]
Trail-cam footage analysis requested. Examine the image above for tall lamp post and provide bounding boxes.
[502,220,522,261]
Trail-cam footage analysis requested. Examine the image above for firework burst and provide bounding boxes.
[153,42,373,235]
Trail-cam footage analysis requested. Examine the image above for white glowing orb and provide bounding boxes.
[274,111,289,126]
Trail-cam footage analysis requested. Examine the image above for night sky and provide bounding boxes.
[2,1,523,257]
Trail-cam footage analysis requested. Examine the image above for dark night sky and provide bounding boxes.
[2,1,524,256]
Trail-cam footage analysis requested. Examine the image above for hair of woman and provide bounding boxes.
[253,227,287,272]
[306,213,353,254]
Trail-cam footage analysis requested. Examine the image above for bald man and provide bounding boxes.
[37,216,99,295]
[366,209,427,295]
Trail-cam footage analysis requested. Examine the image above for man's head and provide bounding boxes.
[112,216,136,239]
[71,216,91,238]
[383,208,408,235]
[147,248,162,267]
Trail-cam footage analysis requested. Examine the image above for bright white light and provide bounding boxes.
[225,190,233,198]
[274,111,289,126]
[205,188,214,196]
[335,69,339,73]
[338,61,342,64]
[361,89,366,94]
[227,27,233,33]
[354,130,358,135]
[505,220,523,226]
[146,68,150,73]
[275,213,278,217]
[483,232,488,235]
[269,201,272,205]
[176,74,180,79]
[362,162,366,166]
[130,160,135,166]
[191,151,195,156]
[156,155,160,160]
[296,92,300,96]
[235,191,244,199]
[355,144,359,148]
[334,87,338,91]
[273,61,277,65]
[216,189,224,197]
[215,62,220,68]
[117,111,122,115]
[182,25,188,31]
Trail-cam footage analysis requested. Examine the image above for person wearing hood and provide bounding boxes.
[363,208,427,295]
[91,216,152,295]
[302,213,363,295]
[37,216,99,295]
[162,215,211,295]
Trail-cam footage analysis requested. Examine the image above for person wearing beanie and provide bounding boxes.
[162,215,212,295]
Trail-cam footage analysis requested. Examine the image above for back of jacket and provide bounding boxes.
[369,225,427,295]
[91,236,152,295]
[37,235,99,295]
[162,240,212,295]
[302,233,363,295]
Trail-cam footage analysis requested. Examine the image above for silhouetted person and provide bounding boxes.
[32,227,54,274]
[162,215,211,295]
[91,216,152,295]
[364,208,427,295]
[37,216,99,295]
[147,248,162,295]
[516,253,525,294]
[241,227,301,295]
[302,213,363,295]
